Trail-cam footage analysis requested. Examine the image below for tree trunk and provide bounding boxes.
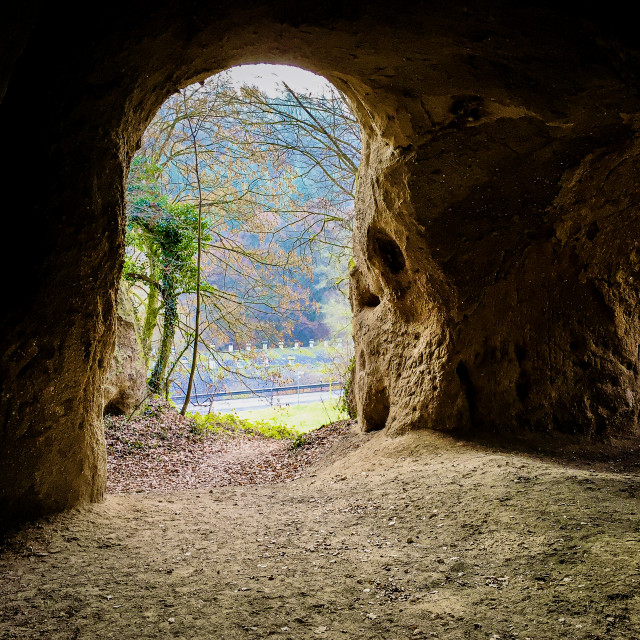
[141,281,160,368]
[148,276,177,394]
[180,117,203,414]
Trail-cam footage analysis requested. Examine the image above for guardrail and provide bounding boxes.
[172,381,343,405]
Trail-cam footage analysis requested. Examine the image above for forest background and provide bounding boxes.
[121,66,361,404]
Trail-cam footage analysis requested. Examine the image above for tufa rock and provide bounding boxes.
[103,289,147,416]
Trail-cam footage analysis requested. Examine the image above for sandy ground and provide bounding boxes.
[1,426,640,640]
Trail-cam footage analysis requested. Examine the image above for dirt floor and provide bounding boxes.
[2,423,640,640]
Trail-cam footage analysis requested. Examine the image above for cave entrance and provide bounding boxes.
[5,2,640,525]
[2,2,400,521]
[118,64,359,440]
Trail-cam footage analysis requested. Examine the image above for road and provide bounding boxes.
[186,389,342,415]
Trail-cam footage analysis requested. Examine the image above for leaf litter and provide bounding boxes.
[105,399,353,493]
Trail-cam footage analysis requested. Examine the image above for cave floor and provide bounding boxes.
[1,428,640,640]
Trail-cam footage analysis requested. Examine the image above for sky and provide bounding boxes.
[226,64,333,96]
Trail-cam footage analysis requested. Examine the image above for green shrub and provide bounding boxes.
[290,433,308,450]
[190,411,300,440]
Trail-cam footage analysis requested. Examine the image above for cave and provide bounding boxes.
[2,1,640,523]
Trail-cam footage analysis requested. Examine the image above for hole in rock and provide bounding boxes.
[365,386,390,432]
[456,361,477,424]
[367,227,406,275]
[103,401,126,417]
[360,288,381,308]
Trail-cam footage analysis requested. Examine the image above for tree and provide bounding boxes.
[179,88,204,415]
[124,159,207,393]
[234,81,359,288]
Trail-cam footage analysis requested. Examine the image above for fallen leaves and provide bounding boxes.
[106,400,353,493]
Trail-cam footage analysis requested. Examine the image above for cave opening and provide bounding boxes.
[105,64,363,488]
[4,3,640,524]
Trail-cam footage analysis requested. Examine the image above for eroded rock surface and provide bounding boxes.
[351,90,640,438]
[103,290,147,416]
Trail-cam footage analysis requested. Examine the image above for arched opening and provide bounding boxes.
[106,63,362,489]
[121,65,357,417]
[1,5,399,520]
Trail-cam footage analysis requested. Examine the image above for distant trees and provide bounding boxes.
[122,71,361,399]
[235,82,359,294]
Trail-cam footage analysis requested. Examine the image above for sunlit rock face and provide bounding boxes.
[103,291,147,417]
[1,1,640,521]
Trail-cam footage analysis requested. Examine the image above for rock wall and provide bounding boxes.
[103,290,147,416]
[1,1,640,521]
[352,128,640,437]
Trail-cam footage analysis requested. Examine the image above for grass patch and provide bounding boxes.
[190,400,347,440]
[239,400,347,434]
[191,411,300,440]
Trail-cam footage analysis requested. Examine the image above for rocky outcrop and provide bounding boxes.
[103,290,147,416]
[351,96,640,440]
[2,1,640,522]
